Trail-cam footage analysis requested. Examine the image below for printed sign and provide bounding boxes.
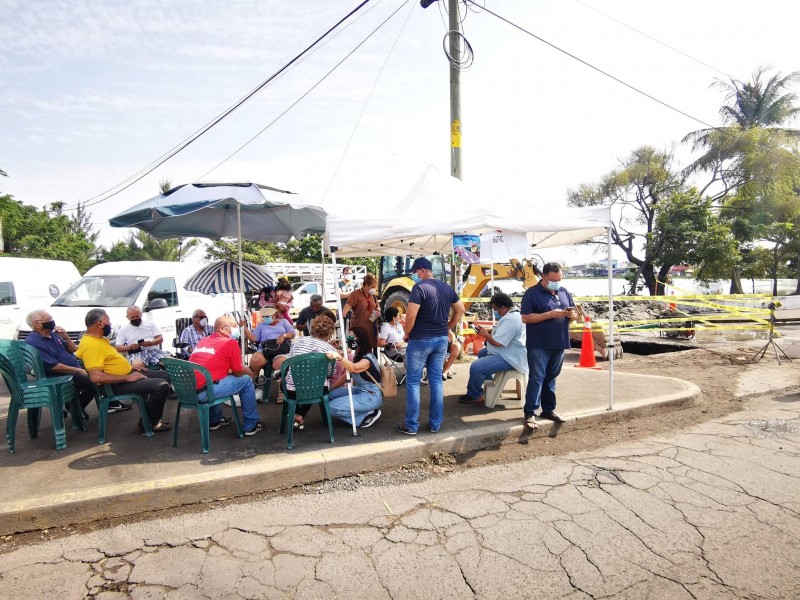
[453,234,481,264]
[479,231,528,263]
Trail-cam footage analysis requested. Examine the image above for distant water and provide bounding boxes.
[490,278,798,297]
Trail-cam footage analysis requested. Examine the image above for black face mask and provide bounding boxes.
[130,318,142,327]
[41,320,56,331]
[102,323,112,337]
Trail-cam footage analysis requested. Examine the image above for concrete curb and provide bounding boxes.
[0,381,701,535]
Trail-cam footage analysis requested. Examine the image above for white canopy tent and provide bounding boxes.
[325,165,619,409]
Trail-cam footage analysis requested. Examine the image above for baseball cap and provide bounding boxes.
[409,257,432,272]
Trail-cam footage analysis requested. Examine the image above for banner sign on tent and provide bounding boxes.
[479,231,528,263]
[452,234,481,264]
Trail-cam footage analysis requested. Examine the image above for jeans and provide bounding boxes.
[328,379,383,426]
[524,347,564,416]
[111,370,170,425]
[467,347,513,400]
[404,335,448,433]
[198,375,259,430]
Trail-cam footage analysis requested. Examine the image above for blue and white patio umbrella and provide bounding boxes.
[184,260,276,296]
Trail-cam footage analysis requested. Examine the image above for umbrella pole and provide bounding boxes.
[331,248,359,437]
[238,204,246,363]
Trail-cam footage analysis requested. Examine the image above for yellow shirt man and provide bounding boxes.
[76,335,133,377]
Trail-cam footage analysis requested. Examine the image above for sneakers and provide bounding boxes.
[209,416,233,431]
[361,409,381,428]
[429,424,440,433]
[458,394,483,404]
[107,402,131,413]
[244,420,264,436]
[524,414,539,430]
[395,423,417,436]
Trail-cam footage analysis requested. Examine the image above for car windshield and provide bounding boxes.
[52,275,148,307]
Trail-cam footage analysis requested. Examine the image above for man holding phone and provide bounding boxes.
[520,262,577,429]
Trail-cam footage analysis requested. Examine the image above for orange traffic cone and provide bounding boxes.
[575,316,601,369]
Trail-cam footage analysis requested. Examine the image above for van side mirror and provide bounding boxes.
[144,298,168,312]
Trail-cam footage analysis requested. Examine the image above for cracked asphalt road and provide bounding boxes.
[1,393,799,599]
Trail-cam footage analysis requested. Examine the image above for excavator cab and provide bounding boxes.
[379,255,448,314]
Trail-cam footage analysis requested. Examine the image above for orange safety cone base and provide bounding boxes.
[576,316,602,369]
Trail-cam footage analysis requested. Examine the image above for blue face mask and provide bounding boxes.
[409,273,420,283]
[493,310,501,320]
[229,326,241,340]
[546,280,561,292]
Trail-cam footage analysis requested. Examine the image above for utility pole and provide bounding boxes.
[448,0,462,180]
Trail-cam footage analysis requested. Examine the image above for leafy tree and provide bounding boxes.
[98,231,198,262]
[683,67,800,292]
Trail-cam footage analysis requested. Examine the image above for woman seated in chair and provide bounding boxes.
[378,306,407,359]
[240,307,295,383]
[277,318,382,430]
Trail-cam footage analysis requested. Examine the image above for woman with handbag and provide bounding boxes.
[324,326,384,429]
[342,273,380,352]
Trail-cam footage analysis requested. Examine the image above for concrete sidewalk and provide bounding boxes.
[0,353,699,535]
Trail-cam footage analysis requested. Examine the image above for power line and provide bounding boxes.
[68,0,376,211]
[320,0,417,203]
[571,0,739,84]
[197,0,412,182]
[464,0,793,166]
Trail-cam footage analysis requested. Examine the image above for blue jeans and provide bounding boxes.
[404,335,448,433]
[524,347,564,416]
[467,347,513,399]
[198,375,259,430]
[328,379,383,426]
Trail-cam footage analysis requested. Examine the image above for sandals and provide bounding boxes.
[293,415,304,430]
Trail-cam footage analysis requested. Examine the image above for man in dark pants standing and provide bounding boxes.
[76,309,171,434]
[520,263,577,429]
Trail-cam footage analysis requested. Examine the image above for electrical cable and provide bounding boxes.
[320,0,416,203]
[463,0,792,164]
[197,0,412,182]
[68,0,376,211]
[443,30,473,70]
[570,0,739,84]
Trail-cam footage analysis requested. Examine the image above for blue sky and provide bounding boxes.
[2,0,799,263]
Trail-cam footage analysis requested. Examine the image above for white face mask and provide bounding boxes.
[228,326,240,340]
[369,288,378,296]
[199,318,208,327]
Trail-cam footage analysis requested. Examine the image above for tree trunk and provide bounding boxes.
[729,267,743,294]
[642,263,657,296]
[656,265,672,296]
[772,244,780,296]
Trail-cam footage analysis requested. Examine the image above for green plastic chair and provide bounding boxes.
[89,379,153,443]
[75,358,154,443]
[19,343,86,432]
[279,352,336,450]
[161,358,243,453]
[0,341,74,453]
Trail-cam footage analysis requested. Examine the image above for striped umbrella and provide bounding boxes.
[184,260,276,295]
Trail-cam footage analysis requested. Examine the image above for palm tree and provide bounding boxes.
[683,67,800,292]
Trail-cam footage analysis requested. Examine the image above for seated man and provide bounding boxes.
[76,309,171,433]
[459,292,528,404]
[115,305,168,367]
[241,307,295,380]
[296,294,336,335]
[378,306,407,358]
[190,316,262,436]
[24,309,96,419]
[178,309,214,357]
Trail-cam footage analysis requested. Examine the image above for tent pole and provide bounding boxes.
[607,225,615,410]
[330,248,359,437]
[237,204,246,363]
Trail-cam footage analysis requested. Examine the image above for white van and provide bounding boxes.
[0,257,81,340]
[15,261,239,345]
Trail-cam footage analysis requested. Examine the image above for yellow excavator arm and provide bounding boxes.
[460,258,540,312]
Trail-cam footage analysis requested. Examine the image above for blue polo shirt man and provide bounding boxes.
[520,263,577,429]
[24,309,96,415]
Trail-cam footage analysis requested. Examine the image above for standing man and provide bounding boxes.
[296,294,336,334]
[520,262,577,429]
[24,309,96,419]
[396,257,464,435]
[459,292,527,404]
[76,309,171,433]
[189,316,262,436]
